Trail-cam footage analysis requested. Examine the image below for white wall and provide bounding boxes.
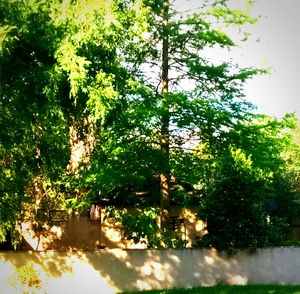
[1,247,300,293]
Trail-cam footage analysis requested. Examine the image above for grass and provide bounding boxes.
[123,285,300,294]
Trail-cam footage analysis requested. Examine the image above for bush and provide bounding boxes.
[106,207,186,248]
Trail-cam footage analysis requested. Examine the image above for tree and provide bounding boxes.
[1,0,299,250]
[0,0,70,243]
[80,0,265,236]
[195,113,300,250]
[114,0,259,226]
[0,0,141,243]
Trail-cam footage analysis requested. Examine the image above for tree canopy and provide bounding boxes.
[1,0,300,249]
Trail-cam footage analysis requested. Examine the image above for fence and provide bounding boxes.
[1,247,300,293]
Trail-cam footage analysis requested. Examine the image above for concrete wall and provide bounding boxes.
[1,247,300,293]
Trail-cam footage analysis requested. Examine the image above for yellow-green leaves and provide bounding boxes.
[87,70,118,123]
[56,42,91,101]
[208,4,257,26]
[0,25,18,55]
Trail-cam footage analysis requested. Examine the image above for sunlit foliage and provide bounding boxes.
[0,0,299,249]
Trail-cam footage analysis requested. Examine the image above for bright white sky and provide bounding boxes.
[238,0,300,118]
[175,0,300,118]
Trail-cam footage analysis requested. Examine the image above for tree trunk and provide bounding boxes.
[68,116,95,175]
[160,0,170,229]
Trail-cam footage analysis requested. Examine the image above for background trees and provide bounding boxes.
[196,114,300,250]
[0,0,300,249]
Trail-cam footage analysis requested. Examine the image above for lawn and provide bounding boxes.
[123,285,300,294]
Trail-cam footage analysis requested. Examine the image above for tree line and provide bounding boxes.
[1,0,300,250]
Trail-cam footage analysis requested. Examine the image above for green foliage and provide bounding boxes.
[108,207,161,247]
[107,207,186,248]
[194,114,300,251]
[0,0,71,240]
[197,148,269,250]
[0,0,299,250]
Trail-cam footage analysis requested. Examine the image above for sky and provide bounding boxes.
[238,0,300,118]
[175,0,300,118]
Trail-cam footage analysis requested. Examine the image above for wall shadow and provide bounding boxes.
[1,247,300,293]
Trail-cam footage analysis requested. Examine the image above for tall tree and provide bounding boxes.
[131,0,259,226]
[0,0,142,243]
[160,0,171,227]
[83,0,263,233]
[0,0,70,243]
